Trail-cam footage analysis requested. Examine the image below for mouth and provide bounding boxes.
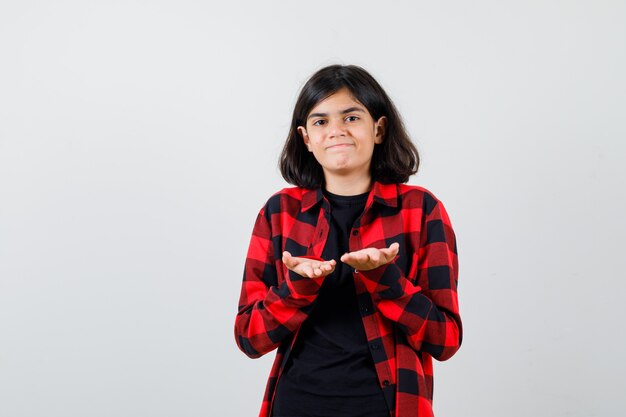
[325,143,353,150]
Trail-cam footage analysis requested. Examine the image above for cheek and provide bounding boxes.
[308,135,326,149]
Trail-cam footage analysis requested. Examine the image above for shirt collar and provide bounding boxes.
[301,188,324,212]
[301,181,399,212]
[368,181,399,208]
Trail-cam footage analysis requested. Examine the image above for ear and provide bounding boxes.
[374,116,387,144]
[297,126,312,152]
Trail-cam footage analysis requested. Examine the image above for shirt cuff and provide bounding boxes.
[285,270,326,299]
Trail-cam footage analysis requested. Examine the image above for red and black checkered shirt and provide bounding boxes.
[235,181,462,417]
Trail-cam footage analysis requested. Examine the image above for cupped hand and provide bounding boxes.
[282,252,337,278]
[340,242,400,271]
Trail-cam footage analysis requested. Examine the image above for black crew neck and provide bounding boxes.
[323,189,369,206]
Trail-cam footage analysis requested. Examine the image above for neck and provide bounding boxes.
[323,172,373,196]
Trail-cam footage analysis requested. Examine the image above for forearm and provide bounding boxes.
[358,263,462,360]
[235,271,326,358]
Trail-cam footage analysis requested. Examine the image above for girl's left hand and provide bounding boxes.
[340,242,400,271]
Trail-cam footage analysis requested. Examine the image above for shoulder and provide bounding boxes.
[260,186,309,216]
[269,186,308,200]
[397,183,442,214]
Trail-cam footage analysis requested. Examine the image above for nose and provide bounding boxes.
[328,118,346,138]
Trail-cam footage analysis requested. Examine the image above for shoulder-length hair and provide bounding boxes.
[279,64,420,189]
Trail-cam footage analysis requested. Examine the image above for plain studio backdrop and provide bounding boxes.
[1,1,625,416]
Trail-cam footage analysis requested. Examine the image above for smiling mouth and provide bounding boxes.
[326,143,353,150]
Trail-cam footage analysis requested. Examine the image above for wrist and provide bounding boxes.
[285,270,326,299]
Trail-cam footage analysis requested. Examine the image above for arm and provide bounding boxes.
[345,197,461,361]
[234,208,335,358]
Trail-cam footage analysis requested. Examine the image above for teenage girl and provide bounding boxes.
[235,65,462,417]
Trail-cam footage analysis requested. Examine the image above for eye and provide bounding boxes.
[312,119,327,126]
[345,115,359,122]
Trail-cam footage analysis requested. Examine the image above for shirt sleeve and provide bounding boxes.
[356,194,462,361]
[234,206,327,358]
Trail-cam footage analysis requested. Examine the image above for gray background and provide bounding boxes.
[1,1,625,416]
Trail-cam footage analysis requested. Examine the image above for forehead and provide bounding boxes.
[308,88,366,114]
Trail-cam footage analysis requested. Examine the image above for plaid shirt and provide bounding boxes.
[235,181,462,417]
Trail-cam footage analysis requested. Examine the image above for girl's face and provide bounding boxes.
[298,88,386,183]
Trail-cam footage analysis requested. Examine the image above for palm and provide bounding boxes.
[282,252,337,278]
[340,242,399,271]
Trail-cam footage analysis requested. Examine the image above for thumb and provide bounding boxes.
[381,242,400,259]
[282,251,295,267]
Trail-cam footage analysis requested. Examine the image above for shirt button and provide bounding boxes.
[351,229,359,236]
[361,306,369,313]
[371,343,380,350]
[382,380,390,386]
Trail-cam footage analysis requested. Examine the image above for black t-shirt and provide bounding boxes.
[272,190,389,417]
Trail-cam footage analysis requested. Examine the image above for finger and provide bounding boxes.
[370,252,381,264]
[301,264,315,278]
[326,262,337,273]
[341,252,356,264]
[282,251,296,268]
[341,259,356,269]
[388,242,400,255]
[380,243,400,258]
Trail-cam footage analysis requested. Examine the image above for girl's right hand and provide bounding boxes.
[282,251,336,278]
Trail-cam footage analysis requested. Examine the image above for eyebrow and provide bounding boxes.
[307,106,365,120]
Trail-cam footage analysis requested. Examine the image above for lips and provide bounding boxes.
[325,143,353,150]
